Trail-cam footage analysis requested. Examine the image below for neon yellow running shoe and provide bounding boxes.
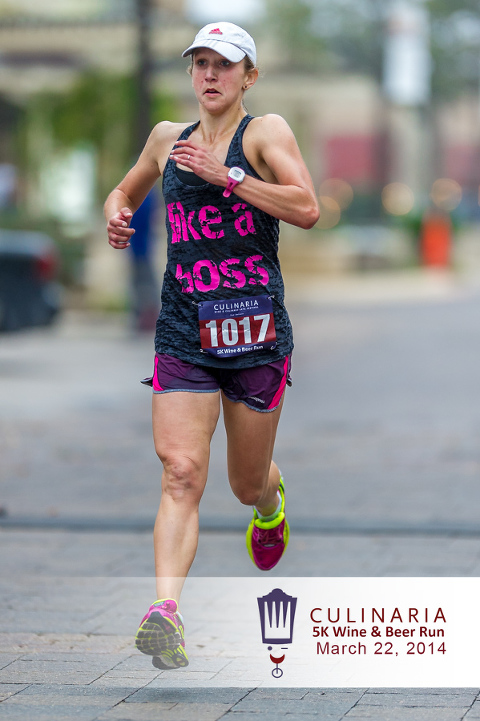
[246,476,289,571]
[135,598,188,669]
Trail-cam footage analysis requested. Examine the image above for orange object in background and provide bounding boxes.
[420,209,452,267]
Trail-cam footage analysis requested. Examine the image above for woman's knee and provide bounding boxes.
[159,452,205,502]
[234,488,264,506]
[230,473,267,507]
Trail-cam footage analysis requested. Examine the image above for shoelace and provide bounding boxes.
[256,524,283,548]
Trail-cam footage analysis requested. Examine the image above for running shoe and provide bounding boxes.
[135,598,189,668]
[246,476,289,571]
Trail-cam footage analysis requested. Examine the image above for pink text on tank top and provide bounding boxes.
[175,254,269,294]
[167,202,256,243]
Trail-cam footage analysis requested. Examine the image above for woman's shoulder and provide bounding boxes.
[246,114,295,144]
[249,113,287,123]
[150,120,196,144]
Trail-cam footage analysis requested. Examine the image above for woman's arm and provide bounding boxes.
[104,121,181,249]
[170,114,320,229]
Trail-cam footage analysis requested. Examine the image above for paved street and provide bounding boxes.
[1,270,480,718]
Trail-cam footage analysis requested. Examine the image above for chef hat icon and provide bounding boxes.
[257,588,297,645]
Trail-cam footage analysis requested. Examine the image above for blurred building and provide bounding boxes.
[0,1,479,289]
[1,2,478,219]
[0,0,190,97]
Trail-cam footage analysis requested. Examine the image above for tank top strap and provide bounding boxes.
[226,115,262,179]
[163,122,199,193]
[165,116,260,191]
[178,121,200,141]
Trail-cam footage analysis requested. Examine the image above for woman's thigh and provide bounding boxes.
[152,390,221,491]
[222,393,284,494]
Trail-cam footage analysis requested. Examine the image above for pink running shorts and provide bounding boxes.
[141,353,292,413]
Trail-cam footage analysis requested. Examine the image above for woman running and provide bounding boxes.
[105,21,319,670]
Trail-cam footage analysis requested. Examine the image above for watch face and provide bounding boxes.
[229,167,245,182]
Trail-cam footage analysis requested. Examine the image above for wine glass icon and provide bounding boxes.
[268,646,287,678]
[257,588,297,680]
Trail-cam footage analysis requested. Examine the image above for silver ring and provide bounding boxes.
[188,154,191,160]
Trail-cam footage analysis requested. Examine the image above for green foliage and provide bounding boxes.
[259,0,480,99]
[151,89,178,127]
[261,0,329,71]
[259,0,384,77]
[427,0,480,99]
[17,72,178,200]
[7,71,178,288]
[50,74,134,149]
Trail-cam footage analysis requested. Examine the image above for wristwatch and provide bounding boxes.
[223,167,246,198]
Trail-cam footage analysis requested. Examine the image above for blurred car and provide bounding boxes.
[0,229,61,332]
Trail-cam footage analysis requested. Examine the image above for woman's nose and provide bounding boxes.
[205,64,217,80]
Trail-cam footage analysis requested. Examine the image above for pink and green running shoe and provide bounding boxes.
[135,598,189,669]
[246,476,289,571]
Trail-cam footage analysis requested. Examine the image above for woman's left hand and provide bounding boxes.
[169,139,228,187]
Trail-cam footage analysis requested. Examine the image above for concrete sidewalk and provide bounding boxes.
[2,271,480,718]
[2,574,480,718]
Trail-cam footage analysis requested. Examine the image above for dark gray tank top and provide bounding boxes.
[155,114,293,368]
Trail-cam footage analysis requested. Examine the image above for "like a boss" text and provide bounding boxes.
[176,255,269,294]
[167,201,256,243]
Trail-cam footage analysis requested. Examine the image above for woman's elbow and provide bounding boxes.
[298,202,320,230]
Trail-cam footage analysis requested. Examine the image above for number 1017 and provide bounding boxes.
[204,314,272,347]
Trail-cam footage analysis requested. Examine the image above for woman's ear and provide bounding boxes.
[244,68,259,92]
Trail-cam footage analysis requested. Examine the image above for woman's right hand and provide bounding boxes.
[107,207,135,249]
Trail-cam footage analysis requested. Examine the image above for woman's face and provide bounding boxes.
[191,48,254,113]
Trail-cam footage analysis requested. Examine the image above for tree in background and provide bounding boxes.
[20,72,177,204]
[260,0,480,101]
[5,73,176,288]
[260,0,384,78]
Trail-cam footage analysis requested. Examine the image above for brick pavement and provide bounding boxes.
[1,272,480,718]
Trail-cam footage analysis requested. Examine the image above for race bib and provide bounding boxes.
[198,295,277,358]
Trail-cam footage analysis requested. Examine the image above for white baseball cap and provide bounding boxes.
[182,22,257,66]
